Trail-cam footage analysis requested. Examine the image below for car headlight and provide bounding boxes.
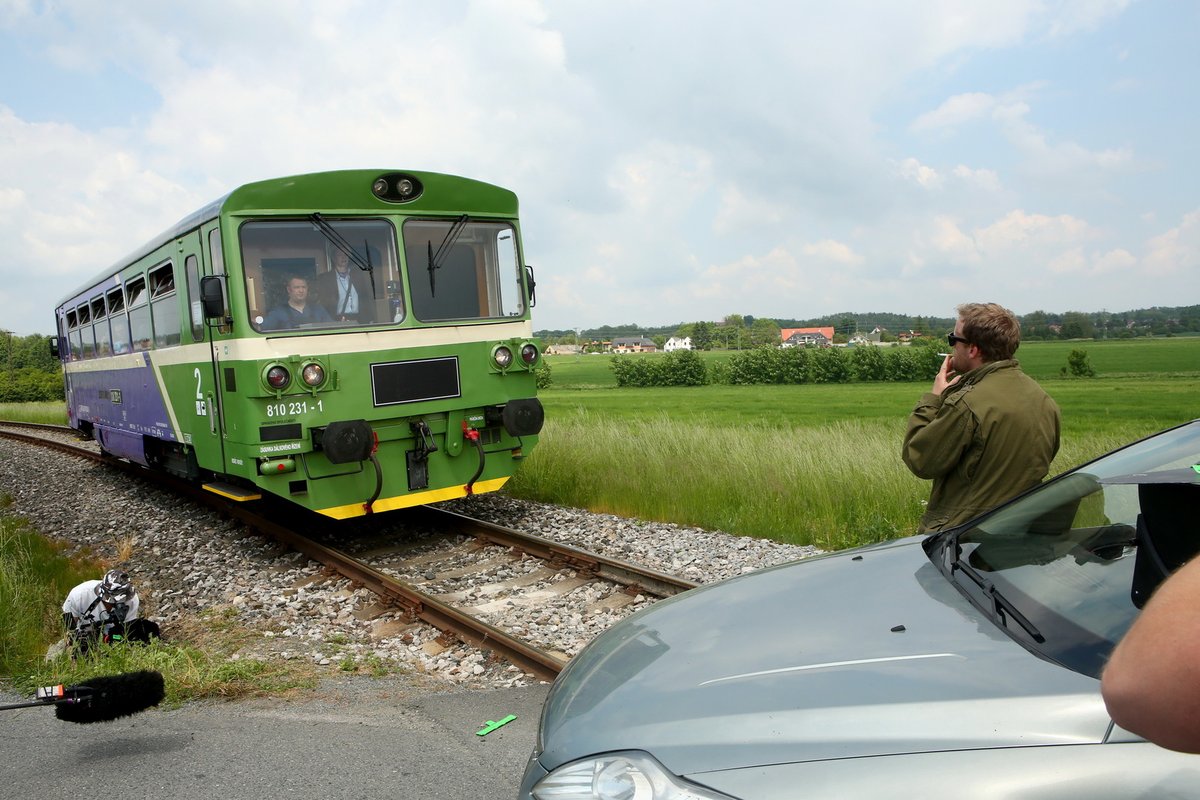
[532,752,734,800]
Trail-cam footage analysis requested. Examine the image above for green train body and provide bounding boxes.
[53,170,544,518]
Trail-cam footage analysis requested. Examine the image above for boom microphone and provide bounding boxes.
[55,670,165,723]
[0,670,165,724]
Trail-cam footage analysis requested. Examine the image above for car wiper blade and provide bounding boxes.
[426,214,468,297]
[309,213,373,272]
[309,213,378,300]
[948,542,1045,643]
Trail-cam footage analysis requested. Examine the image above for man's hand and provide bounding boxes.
[932,355,961,394]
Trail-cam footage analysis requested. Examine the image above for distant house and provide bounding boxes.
[780,327,834,348]
[611,337,658,353]
[545,344,583,355]
[664,336,692,351]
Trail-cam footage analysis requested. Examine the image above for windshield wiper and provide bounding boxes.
[426,214,468,297]
[309,213,377,299]
[947,541,1045,643]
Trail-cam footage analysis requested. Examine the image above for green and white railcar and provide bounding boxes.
[54,170,544,518]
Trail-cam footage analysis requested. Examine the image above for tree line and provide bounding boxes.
[537,304,1200,348]
[0,332,62,403]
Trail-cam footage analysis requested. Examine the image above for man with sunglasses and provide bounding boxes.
[902,302,1060,532]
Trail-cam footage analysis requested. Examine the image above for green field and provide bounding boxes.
[4,337,1197,550]
[515,338,1199,548]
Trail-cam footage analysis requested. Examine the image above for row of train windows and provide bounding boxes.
[62,259,198,359]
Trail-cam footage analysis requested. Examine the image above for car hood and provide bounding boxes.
[536,537,1108,778]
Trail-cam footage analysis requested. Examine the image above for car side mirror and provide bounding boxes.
[525,265,537,308]
[200,275,228,321]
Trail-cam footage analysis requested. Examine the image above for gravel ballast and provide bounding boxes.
[0,436,820,688]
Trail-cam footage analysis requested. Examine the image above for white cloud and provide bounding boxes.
[802,239,863,265]
[1142,209,1200,277]
[974,209,1093,253]
[897,157,942,189]
[911,92,997,132]
[0,1,1186,334]
[952,164,1002,192]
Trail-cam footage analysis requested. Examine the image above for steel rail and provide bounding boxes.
[210,502,567,681]
[0,423,567,680]
[0,426,99,459]
[415,505,700,598]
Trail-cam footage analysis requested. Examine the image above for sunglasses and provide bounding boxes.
[946,333,970,347]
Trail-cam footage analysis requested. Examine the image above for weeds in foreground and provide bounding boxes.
[0,511,99,677]
[1,507,321,703]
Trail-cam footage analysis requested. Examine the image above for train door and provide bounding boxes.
[185,224,227,471]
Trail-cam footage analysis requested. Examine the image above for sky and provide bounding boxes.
[0,0,1197,337]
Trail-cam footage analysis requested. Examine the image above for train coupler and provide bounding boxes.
[406,420,438,491]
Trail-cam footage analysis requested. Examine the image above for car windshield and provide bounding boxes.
[928,420,1200,679]
[240,218,400,332]
[402,218,524,322]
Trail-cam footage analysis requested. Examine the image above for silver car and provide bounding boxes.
[519,420,1200,799]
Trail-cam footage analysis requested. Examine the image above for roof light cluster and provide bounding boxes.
[371,172,424,203]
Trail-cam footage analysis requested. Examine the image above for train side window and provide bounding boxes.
[492,228,523,316]
[209,228,226,275]
[184,254,204,342]
[69,327,83,360]
[149,262,181,348]
[126,275,153,351]
[149,263,175,297]
[66,309,80,360]
[77,305,96,359]
[91,296,112,357]
[107,286,131,354]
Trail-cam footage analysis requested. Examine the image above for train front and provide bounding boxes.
[207,170,544,518]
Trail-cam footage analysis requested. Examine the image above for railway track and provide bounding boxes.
[0,421,698,681]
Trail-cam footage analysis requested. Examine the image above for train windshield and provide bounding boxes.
[241,218,401,332]
[402,218,524,322]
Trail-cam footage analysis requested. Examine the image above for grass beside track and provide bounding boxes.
[0,500,321,701]
[527,336,1199,547]
[3,336,1197,549]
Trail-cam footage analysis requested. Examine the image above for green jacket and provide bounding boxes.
[903,359,1060,533]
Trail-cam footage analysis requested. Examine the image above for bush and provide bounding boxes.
[808,348,850,383]
[535,361,553,389]
[725,346,810,385]
[1066,348,1096,378]
[662,349,709,386]
[610,351,710,387]
[850,345,888,381]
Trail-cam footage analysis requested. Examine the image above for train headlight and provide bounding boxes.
[265,365,291,390]
[371,172,424,203]
[301,362,325,387]
[493,345,514,369]
[520,343,539,366]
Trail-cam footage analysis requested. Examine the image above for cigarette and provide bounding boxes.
[938,353,951,358]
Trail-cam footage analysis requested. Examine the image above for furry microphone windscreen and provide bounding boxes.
[55,670,166,724]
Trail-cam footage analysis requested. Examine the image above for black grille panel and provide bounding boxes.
[371,356,461,407]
